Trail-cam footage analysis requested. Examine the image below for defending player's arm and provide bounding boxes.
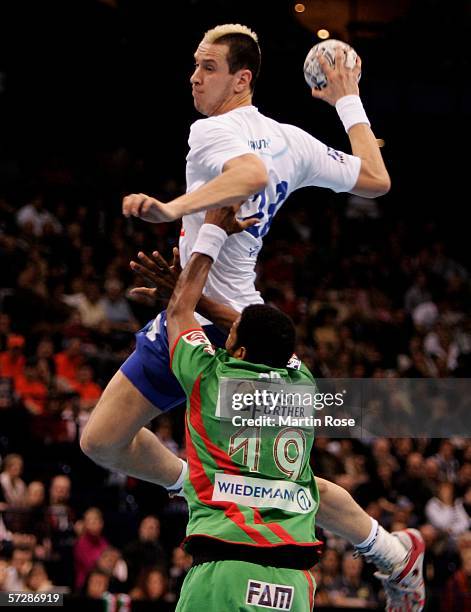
[166,206,257,350]
[130,249,238,334]
[312,48,391,198]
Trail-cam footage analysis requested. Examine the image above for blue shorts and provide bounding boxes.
[120,310,227,412]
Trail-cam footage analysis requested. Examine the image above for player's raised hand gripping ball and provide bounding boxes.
[304,39,359,90]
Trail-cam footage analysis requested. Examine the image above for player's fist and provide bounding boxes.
[122,193,176,223]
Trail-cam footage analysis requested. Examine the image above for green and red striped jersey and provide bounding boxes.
[171,327,320,551]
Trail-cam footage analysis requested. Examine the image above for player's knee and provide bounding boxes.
[80,400,122,464]
[79,423,105,462]
[80,425,122,466]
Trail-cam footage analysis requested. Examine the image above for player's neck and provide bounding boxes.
[210,92,253,116]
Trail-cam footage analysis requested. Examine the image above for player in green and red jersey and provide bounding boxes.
[140,204,425,611]
[166,210,320,610]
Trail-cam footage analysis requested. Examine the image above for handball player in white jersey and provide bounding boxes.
[81,24,425,610]
[82,21,389,470]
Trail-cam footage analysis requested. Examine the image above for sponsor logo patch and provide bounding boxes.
[182,330,214,354]
[287,353,302,370]
[212,473,316,514]
[246,580,294,610]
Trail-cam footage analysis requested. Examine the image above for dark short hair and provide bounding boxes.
[213,33,261,91]
[235,304,295,368]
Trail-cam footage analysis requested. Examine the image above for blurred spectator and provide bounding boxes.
[83,569,110,599]
[25,562,54,592]
[129,566,168,601]
[7,481,50,545]
[0,314,12,352]
[327,552,378,607]
[100,278,139,332]
[16,195,61,238]
[311,565,330,607]
[3,546,33,591]
[46,475,75,587]
[168,547,192,600]
[54,338,83,385]
[63,281,107,331]
[457,463,471,498]
[0,557,9,591]
[424,322,460,372]
[320,548,342,590]
[35,338,57,385]
[14,357,48,414]
[442,547,471,611]
[420,523,459,605]
[371,438,399,473]
[123,515,165,589]
[434,440,460,482]
[69,365,102,410]
[405,272,432,313]
[74,507,109,590]
[154,417,179,455]
[0,454,27,507]
[0,335,26,379]
[424,457,441,495]
[396,452,434,519]
[311,437,344,480]
[425,482,470,539]
[94,547,128,593]
[411,301,439,332]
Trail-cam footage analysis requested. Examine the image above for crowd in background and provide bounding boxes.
[1,166,471,610]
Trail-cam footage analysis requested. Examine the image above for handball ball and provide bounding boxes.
[304,39,359,90]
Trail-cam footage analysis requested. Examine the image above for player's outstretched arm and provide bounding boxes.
[122,154,268,223]
[166,206,257,348]
[313,48,391,198]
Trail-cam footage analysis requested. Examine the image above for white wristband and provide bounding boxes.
[191,223,228,262]
[166,458,187,492]
[335,95,370,132]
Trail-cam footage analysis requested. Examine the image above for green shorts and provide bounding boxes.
[176,560,316,612]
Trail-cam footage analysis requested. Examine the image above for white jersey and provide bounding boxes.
[179,105,360,321]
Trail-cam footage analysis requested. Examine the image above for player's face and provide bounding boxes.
[191,43,241,117]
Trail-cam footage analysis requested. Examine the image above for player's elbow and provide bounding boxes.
[365,178,391,198]
[247,164,269,193]
[374,174,391,197]
[353,171,391,199]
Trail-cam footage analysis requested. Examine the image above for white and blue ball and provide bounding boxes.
[303,39,359,90]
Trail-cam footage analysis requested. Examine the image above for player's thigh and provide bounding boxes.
[81,369,159,450]
[120,312,187,411]
[176,561,315,612]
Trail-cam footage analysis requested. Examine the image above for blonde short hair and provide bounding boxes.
[202,24,258,45]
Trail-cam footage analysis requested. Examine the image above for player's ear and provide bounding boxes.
[234,69,252,93]
[233,346,247,360]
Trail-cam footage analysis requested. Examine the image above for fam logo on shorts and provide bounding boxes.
[246,580,294,610]
[182,330,215,354]
[326,146,345,163]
